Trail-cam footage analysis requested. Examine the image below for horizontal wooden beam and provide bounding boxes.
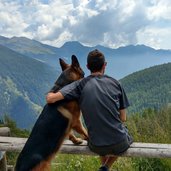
[0,127,10,137]
[0,136,171,158]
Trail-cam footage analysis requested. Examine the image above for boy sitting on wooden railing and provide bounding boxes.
[46,49,133,171]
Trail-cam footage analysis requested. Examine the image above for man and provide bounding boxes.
[46,49,133,171]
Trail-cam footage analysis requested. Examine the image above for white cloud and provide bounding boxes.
[137,26,171,49]
[0,0,171,49]
[68,0,149,48]
[51,31,73,47]
[147,0,171,21]
[0,1,28,37]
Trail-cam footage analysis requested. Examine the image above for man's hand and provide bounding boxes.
[119,109,127,122]
[46,92,64,104]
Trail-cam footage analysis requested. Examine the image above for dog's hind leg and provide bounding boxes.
[57,106,83,145]
[73,119,88,140]
[68,131,83,144]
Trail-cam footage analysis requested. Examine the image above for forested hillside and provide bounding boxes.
[121,63,171,113]
[0,45,58,128]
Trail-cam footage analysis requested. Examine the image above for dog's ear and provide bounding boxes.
[59,58,69,71]
[71,55,80,68]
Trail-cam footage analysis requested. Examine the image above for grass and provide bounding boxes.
[51,154,135,171]
[51,154,171,171]
[51,154,99,171]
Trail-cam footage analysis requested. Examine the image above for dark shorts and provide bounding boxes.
[88,135,133,156]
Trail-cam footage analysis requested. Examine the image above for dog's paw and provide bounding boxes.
[83,136,88,141]
[71,138,83,145]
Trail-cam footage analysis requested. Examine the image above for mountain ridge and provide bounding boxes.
[1,35,171,79]
[1,36,171,129]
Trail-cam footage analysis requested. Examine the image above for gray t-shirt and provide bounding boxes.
[60,75,130,146]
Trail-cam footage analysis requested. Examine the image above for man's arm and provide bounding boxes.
[119,109,126,122]
[118,83,129,122]
[46,80,81,104]
[46,92,64,104]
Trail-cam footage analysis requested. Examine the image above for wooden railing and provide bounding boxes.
[0,136,171,158]
[0,127,171,170]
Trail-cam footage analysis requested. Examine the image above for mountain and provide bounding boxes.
[121,63,171,113]
[1,36,171,79]
[0,36,61,71]
[1,35,171,128]
[0,45,59,129]
[0,36,57,55]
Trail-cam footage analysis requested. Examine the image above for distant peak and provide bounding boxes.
[117,44,155,52]
[118,44,152,49]
[135,44,155,50]
[0,35,9,40]
[61,41,84,48]
[11,36,29,40]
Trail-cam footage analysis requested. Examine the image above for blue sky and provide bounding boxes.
[0,0,171,49]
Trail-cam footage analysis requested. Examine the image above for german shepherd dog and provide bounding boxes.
[15,55,88,171]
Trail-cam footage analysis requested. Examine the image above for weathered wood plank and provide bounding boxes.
[0,127,10,137]
[1,137,171,149]
[130,142,171,149]
[0,136,26,144]
[59,145,171,158]
[0,136,171,158]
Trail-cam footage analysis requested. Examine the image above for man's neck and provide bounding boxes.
[91,71,103,76]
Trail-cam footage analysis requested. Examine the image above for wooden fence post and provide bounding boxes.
[0,127,11,171]
[0,152,7,171]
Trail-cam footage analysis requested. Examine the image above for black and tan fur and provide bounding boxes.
[15,55,88,171]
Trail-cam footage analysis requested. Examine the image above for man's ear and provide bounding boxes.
[102,62,107,70]
[59,58,69,71]
[71,55,80,67]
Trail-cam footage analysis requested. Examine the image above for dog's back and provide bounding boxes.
[15,55,86,171]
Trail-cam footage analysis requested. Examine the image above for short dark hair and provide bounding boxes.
[87,49,105,72]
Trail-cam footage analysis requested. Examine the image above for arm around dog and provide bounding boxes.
[46,80,81,104]
[46,92,64,103]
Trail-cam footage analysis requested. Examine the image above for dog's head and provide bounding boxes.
[50,55,84,92]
